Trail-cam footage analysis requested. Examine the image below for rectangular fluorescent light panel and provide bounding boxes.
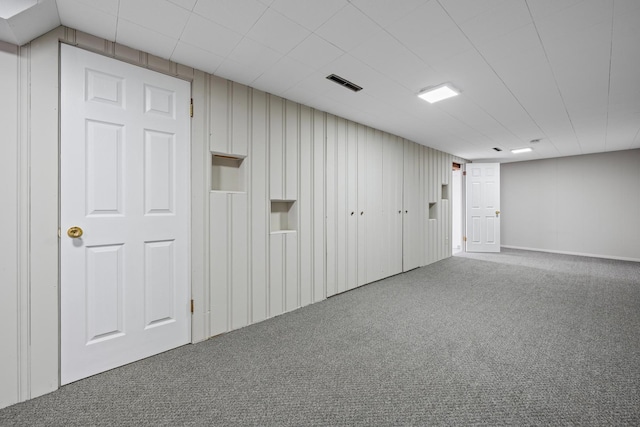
[511,147,533,154]
[418,84,459,103]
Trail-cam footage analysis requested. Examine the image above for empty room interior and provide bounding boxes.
[1,0,639,425]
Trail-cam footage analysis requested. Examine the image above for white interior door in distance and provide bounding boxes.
[465,163,501,252]
[60,44,191,384]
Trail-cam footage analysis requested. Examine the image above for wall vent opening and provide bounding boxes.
[493,147,502,152]
[326,74,363,92]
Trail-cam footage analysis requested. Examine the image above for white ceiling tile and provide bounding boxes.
[116,19,178,60]
[286,34,344,70]
[458,0,531,46]
[166,0,197,11]
[118,0,190,39]
[526,0,588,20]
[349,31,440,91]
[252,56,314,96]
[315,4,382,52]
[63,0,119,15]
[269,0,347,31]
[226,37,282,71]
[57,0,117,41]
[193,0,267,34]
[179,14,243,57]
[348,0,427,28]
[171,41,224,74]
[214,59,264,86]
[475,23,541,64]
[438,0,509,23]
[246,8,310,54]
[535,0,613,43]
[387,2,473,67]
[388,1,457,43]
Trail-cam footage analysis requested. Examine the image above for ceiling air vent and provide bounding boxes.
[326,74,363,92]
[493,147,503,152]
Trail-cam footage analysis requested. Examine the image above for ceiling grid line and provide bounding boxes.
[603,0,615,152]
[523,0,582,155]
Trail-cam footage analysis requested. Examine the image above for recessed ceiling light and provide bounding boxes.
[418,83,460,103]
[511,147,533,154]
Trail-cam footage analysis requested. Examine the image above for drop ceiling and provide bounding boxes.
[3,0,640,162]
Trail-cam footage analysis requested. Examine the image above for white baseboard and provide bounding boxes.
[500,245,640,263]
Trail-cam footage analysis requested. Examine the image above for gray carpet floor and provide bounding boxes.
[1,248,639,426]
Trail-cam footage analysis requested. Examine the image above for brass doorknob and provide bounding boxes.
[495,210,501,216]
[67,226,83,238]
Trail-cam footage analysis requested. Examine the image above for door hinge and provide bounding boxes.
[463,236,467,242]
[463,171,467,176]
[190,299,194,313]
[190,99,193,118]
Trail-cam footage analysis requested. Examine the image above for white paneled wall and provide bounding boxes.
[0,27,456,409]
[0,41,21,409]
[207,76,456,336]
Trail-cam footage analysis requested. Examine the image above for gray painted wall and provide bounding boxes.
[501,149,640,261]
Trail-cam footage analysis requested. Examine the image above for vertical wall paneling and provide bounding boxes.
[356,124,368,287]
[231,83,249,157]
[403,140,422,271]
[325,114,337,297]
[312,110,326,303]
[346,121,359,290]
[269,233,284,315]
[382,133,403,277]
[336,117,349,294]
[0,41,20,409]
[285,232,298,312]
[209,192,249,335]
[29,28,63,399]
[269,96,284,200]
[190,70,210,342]
[209,75,228,154]
[209,77,249,157]
[285,100,299,201]
[366,129,385,283]
[209,192,230,335]
[299,106,313,307]
[251,89,269,323]
[231,194,249,330]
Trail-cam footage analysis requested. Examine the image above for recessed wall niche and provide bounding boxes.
[441,184,449,200]
[211,154,245,192]
[271,201,297,233]
[429,202,438,220]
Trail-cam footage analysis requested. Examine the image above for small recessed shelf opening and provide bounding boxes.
[441,184,449,200]
[271,200,297,233]
[429,202,437,220]
[212,154,245,192]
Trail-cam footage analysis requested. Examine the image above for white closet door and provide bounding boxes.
[365,129,385,283]
[356,124,368,287]
[403,140,422,271]
[60,45,190,384]
[383,134,403,276]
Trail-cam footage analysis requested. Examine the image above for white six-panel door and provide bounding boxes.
[465,163,501,252]
[60,45,191,384]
